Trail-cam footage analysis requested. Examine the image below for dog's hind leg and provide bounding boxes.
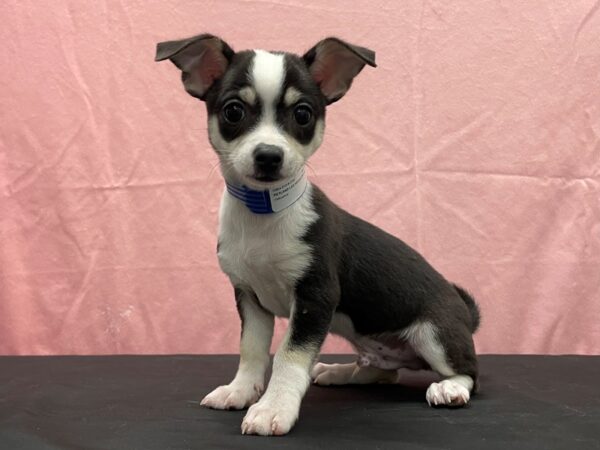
[312,362,443,387]
[311,362,396,385]
[404,318,478,407]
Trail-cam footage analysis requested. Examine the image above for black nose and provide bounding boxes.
[253,144,283,178]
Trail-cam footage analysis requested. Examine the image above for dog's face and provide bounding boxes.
[156,35,375,189]
[204,49,327,188]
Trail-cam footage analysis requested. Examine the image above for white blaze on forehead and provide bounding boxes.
[251,50,286,114]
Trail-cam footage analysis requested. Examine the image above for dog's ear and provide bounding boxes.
[155,34,234,100]
[303,37,376,104]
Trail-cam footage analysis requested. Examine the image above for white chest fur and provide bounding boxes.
[217,184,318,317]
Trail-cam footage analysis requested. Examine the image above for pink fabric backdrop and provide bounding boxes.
[1,1,599,356]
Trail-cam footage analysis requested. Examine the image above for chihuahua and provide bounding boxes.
[156,34,480,436]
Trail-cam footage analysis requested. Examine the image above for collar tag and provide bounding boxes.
[226,169,307,214]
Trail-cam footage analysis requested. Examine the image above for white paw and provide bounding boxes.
[241,395,299,436]
[426,379,470,407]
[200,382,262,410]
[311,362,351,386]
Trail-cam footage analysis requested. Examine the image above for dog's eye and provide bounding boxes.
[222,100,245,124]
[293,104,312,126]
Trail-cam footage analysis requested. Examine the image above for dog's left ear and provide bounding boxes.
[155,34,234,100]
[303,37,376,104]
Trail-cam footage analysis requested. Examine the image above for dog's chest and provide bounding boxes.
[217,188,317,317]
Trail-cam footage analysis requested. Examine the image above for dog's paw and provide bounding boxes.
[311,362,352,386]
[241,395,299,436]
[200,382,262,410]
[426,379,470,407]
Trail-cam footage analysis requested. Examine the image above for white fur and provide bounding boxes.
[201,292,274,410]
[217,183,317,317]
[201,378,262,410]
[242,324,315,435]
[426,376,473,406]
[252,50,285,115]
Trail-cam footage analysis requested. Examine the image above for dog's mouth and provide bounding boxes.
[253,174,280,183]
[242,172,288,190]
[248,168,285,183]
[239,162,304,189]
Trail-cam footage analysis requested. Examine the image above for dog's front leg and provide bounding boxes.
[201,288,274,410]
[241,287,336,436]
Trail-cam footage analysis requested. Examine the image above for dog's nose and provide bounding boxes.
[253,144,284,177]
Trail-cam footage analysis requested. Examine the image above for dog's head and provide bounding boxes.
[156,34,375,189]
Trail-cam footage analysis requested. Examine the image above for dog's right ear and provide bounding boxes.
[155,34,234,100]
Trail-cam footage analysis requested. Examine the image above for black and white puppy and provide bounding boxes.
[156,34,480,436]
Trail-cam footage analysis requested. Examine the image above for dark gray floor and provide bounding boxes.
[0,355,598,449]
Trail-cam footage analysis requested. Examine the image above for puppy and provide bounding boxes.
[156,34,480,436]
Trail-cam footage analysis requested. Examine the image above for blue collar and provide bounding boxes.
[225,169,308,214]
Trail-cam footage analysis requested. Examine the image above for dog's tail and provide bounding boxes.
[452,283,481,333]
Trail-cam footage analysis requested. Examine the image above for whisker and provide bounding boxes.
[207,160,221,180]
[218,159,237,182]
[305,161,319,181]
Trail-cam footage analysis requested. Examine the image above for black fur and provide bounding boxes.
[296,186,479,380]
[279,54,326,145]
[204,51,259,143]
[452,284,481,332]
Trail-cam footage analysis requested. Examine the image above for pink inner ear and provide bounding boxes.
[310,56,342,98]
[309,45,361,100]
[194,46,229,91]
[310,46,336,84]
[310,63,328,84]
